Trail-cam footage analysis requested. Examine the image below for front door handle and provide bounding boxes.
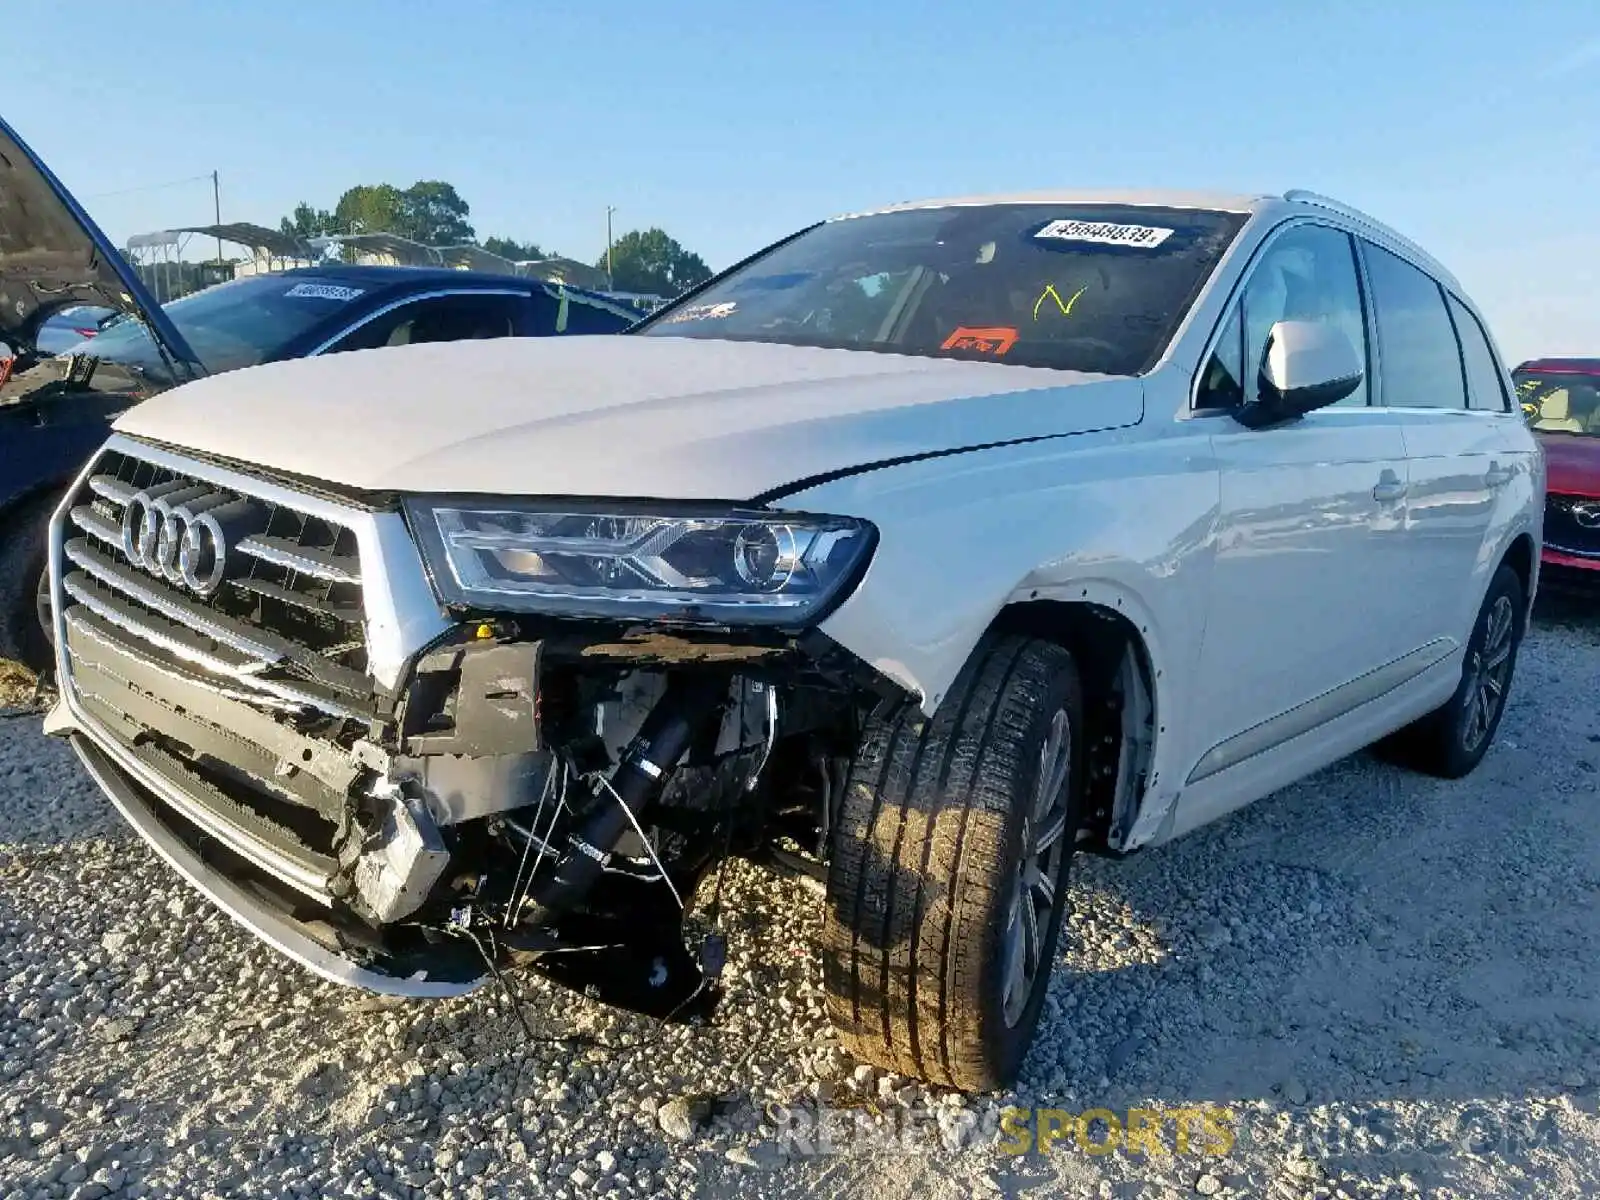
[1373,475,1407,503]
[1485,462,1514,488]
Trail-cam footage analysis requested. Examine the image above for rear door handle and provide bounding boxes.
[1485,463,1514,488]
[1373,476,1407,503]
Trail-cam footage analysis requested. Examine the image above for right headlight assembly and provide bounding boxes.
[404,498,877,627]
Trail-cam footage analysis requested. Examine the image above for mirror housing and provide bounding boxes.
[1235,320,1364,429]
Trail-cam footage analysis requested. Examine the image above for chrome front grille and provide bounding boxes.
[53,436,456,907]
[58,445,373,717]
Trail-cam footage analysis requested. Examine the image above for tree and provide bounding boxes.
[598,228,712,296]
[279,201,335,240]
[278,181,511,256]
[397,181,474,246]
[316,181,474,245]
[482,236,546,262]
[332,184,405,236]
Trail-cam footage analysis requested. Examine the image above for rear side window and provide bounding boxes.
[1363,243,1466,409]
[526,286,637,336]
[1446,296,1511,412]
[326,292,527,353]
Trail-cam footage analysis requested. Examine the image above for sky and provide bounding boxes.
[6,0,1597,360]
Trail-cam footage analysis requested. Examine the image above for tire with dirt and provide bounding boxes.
[822,635,1084,1092]
[1377,564,1525,779]
[0,492,58,672]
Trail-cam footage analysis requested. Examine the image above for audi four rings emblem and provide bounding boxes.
[1574,503,1600,531]
[120,484,239,596]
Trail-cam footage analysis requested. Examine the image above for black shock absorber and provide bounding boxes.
[519,673,728,925]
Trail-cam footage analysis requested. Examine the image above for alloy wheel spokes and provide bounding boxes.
[1024,860,1056,912]
[1463,595,1515,753]
[1033,812,1068,857]
[1000,893,1028,1021]
[1003,704,1074,1029]
[1035,710,1072,824]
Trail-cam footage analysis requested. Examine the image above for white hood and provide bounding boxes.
[114,336,1144,499]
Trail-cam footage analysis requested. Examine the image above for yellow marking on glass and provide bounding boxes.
[1033,283,1088,322]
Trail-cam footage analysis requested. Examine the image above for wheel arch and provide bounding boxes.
[987,593,1164,853]
[1499,530,1536,612]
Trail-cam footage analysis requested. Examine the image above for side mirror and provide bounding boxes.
[1235,320,1363,429]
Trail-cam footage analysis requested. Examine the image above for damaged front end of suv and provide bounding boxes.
[51,196,1255,1091]
[46,436,892,1018]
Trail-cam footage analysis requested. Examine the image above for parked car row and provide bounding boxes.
[0,114,1565,1092]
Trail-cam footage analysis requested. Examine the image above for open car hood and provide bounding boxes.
[0,115,200,370]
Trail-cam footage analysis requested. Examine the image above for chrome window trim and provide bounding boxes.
[305,287,532,357]
[50,433,452,694]
[1281,190,1460,291]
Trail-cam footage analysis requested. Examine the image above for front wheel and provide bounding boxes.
[0,493,58,672]
[822,636,1084,1091]
[1378,564,1524,779]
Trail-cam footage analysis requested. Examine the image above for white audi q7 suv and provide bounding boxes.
[46,188,1542,1091]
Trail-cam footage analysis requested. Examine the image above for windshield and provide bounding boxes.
[638,204,1247,375]
[82,274,370,381]
[1515,370,1600,437]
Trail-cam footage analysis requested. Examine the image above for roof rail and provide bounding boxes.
[1281,188,1458,287]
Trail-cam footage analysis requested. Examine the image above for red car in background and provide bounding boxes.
[1515,358,1600,588]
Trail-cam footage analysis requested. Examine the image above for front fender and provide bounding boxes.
[785,421,1220,836]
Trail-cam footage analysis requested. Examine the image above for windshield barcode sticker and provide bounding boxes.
[1034,220,1174,249]
[283,283,365,301]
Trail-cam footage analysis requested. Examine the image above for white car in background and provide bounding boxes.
[48,187,1541,1092]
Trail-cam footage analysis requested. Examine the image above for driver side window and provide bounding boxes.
[1198,224,1370,409]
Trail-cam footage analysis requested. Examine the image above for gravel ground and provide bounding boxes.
[1,596,1597,1200]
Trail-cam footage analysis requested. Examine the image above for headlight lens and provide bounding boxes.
[404,499,875,626]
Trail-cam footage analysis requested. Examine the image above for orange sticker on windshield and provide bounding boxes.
[941,326,1018,356]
